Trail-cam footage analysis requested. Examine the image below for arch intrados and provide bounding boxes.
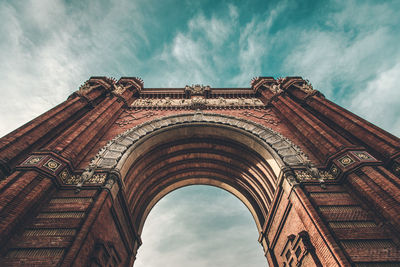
[118,123,284,180]
[119,124,286,238]
[126,137,276,182]
[125,146,276,202]
[131,167,269,227]
[128,161,273,214]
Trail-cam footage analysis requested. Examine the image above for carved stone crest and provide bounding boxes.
[113,84,126,95]
[185,84,210,95]
[270,83,283,94]
[77,80,93,96]
[301,80,315,94]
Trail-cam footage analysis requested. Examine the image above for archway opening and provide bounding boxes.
[95,114,308,265]
[134,185,267,267]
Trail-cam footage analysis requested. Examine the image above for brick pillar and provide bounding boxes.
[0,77,141,265]
[0,77,111,253]
[0,78,108,179]
[286,78,400,174]
[255,77,354,162]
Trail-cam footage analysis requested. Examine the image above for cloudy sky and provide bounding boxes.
[1,0,399,266]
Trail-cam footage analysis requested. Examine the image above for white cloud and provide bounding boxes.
[0,0,148,137]
[280,0,400,135]
[350,63,400,137]
[135,186,266,267]
[149,6,239,87]
[232,2,287,86]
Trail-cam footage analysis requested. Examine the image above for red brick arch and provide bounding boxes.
[90,113,309,234]
[2,77,400,266]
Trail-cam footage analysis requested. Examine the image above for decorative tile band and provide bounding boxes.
[332,150,379,173]
[18,153,109,186]
[18,153,67,176]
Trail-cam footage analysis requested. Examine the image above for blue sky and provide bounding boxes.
[1,0,399,266]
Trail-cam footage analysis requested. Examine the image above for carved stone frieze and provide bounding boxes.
[294,169,335,181]
[59,168,108,185]
[130,97,264,109]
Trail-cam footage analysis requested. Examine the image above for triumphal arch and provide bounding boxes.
[0,76,399,266]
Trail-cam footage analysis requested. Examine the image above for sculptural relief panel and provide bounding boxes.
[130,97,264,108]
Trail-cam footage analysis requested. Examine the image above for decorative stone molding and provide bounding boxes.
[89,112,310,172]
[326,150,381,179]
[294,169,335,182]
[17,152,111,186]
[59,169,107,185]
[130,97,264,109]
[18,153,67,177]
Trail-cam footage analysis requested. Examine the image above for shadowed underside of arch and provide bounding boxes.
[89,112,310,235]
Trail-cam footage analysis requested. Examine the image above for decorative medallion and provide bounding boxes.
[22,155,45,166]
[351,151,374,161]
[43,159,61,172]
[329,164,340,177]
[338,155,355,167]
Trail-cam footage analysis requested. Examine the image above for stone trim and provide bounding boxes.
[89,112,309,171]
